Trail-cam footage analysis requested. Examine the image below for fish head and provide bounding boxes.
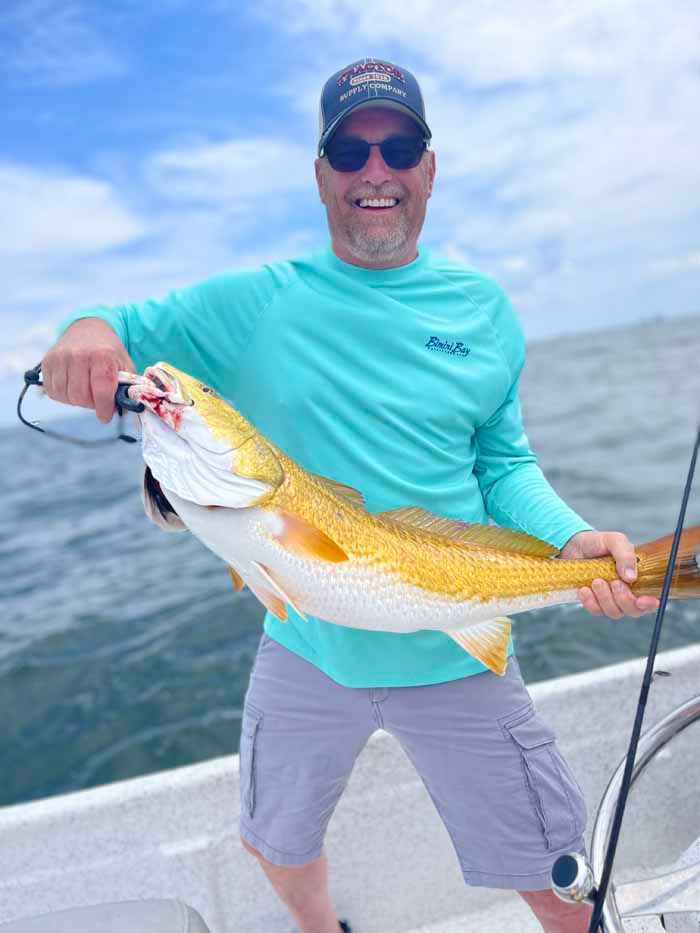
[127,362,283,510]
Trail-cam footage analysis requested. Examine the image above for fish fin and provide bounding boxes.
[634,525,700,597]
[252,561,308,621]
[274,512,349,563]
[445,618,512,675]
[247,581,287,622]
[228,566,245,592]
[378,508,558,557]
[309,473,366,509]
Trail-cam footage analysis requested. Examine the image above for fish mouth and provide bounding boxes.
[143,365,192,405]
[121,365,193,432]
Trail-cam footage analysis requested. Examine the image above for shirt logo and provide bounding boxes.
[425,336,471,357]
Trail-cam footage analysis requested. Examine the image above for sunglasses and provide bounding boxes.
[324,134,428,172]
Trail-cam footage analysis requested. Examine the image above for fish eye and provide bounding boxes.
[201,384,213,394]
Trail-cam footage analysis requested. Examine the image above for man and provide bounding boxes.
[44,58,658,932]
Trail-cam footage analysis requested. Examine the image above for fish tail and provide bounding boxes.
[634,525,700,598]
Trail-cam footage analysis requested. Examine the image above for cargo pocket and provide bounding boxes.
[239,704,264,820]
[501,706,585,851]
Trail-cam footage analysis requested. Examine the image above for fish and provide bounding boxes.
[122,362,700,676]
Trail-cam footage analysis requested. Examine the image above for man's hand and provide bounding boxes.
[42,318,136,424]
[559,530,660,619]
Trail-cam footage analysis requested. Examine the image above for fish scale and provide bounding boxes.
[267,458,619,600]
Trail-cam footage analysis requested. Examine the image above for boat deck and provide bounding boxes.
[1,643,699,931]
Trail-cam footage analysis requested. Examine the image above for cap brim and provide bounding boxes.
[319,99,431,155]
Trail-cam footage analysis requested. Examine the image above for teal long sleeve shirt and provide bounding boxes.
[58,245,592,686]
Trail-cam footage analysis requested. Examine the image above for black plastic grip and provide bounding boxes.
[115,383,145,413]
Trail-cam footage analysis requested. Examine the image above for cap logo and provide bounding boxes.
[350,72,391,86]
[337,61,405,87]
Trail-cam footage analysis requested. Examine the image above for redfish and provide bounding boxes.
[123,362,700,675]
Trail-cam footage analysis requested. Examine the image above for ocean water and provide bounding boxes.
[1,313,699,808]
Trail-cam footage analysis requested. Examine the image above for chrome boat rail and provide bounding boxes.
[552,694,700,932]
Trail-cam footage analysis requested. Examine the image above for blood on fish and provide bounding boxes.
[141,391,165,414]
[140,390,184,431]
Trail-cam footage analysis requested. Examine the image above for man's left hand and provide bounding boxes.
[559,530,660,619]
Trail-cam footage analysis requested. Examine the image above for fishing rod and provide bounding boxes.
[583,423,700,932]
[17,361,144,446]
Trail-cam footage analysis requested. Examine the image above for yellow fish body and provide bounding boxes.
[126,362,700,675]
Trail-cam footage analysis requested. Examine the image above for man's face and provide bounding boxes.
[314,106,436,269]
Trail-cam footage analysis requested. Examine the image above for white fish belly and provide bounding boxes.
[163,491,580,633]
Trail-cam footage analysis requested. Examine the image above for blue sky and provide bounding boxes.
[2,0,699,425]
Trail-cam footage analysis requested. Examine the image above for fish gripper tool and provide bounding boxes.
[115,383,145,415]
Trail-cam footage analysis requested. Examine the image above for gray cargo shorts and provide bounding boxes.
[238,633,587,890]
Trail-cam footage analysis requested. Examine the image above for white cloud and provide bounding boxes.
[438,242,472,265]
[1,0,127,86]
[264,0,699,88]
[0,322,57,378]
[502,256,528,272]
[649,252,700,277]
[146,136,315,203]
[0,162,146,256]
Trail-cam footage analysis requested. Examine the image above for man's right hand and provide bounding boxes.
[42,318,137,424]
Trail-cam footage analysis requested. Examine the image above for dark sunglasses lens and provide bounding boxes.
[381,136,425,169]
[326,139,370,172]
[325,135,425,172]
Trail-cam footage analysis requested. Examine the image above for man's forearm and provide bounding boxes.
[482,460,592,548]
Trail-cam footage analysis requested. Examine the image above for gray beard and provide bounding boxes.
[341,211,411,261]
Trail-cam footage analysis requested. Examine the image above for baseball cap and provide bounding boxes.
[318,58,431,156]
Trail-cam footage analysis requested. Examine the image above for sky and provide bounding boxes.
[2,0,699,426]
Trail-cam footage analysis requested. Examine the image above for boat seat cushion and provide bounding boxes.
[0,899,211,932]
